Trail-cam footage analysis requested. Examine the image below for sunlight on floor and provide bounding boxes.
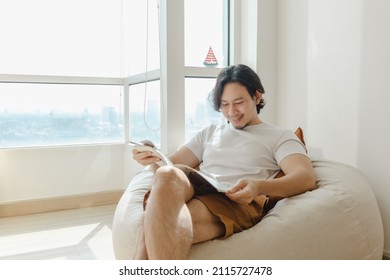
[0,204,116,260]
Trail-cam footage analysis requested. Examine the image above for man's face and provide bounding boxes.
[220,82,262,129]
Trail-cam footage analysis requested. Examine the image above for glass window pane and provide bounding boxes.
[129,81,161,147]
[0,83,123,148]
[185,78,224,141]
[0,0,123,77]
[123,0,160,76]
[185,0,228,67]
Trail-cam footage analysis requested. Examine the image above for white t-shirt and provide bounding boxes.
[184,122,307,186]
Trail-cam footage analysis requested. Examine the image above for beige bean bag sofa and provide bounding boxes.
[112,158,384,259]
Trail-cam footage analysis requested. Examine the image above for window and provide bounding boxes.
[183,0,229,142]
[185,78,224,141]
[0,0,126,148]
[0,0,230,149]
[0,0,123,77]
[122,0,160,77]
[125,0,161,147]
[185,0,228,68]
[129,80,161,147]
[0,83,123,148]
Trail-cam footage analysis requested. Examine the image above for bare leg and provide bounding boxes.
[143,166,195,259]
[187,198,225,243]
[140,165,226,259]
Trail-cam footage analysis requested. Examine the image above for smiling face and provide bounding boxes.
[220,82,262,129]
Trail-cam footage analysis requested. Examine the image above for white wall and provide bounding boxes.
[276,0,390,256]
[0,145,125,202]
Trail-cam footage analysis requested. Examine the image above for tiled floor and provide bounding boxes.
[0,204,117,260]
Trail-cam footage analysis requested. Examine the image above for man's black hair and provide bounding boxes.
[210,64,265,113]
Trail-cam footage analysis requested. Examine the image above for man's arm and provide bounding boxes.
[226,154,316,204]
[169,146,201,167]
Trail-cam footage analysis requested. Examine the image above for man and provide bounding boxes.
[132,64,316,259]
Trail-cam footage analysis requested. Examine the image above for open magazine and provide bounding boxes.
[129,141,232,194]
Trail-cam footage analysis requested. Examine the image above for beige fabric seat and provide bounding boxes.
[112,158,384,259]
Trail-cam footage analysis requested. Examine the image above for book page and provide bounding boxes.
[175,164,233,194]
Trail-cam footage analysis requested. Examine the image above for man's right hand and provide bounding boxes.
[132,148,162,166]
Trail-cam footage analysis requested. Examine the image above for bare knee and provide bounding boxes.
[152,166,194,201]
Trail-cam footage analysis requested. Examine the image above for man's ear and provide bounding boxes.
[255,90,263,104]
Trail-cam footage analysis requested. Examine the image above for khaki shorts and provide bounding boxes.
[143,189,279,239]
[193,193,277,238]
